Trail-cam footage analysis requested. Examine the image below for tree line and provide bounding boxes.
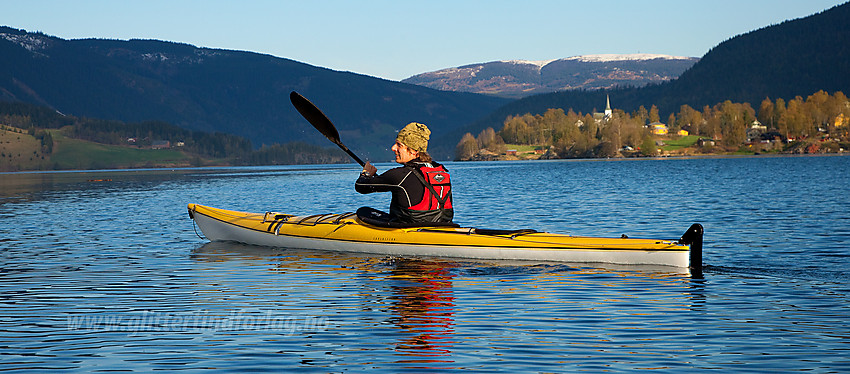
[65,118,254,159]
[456,90,850,160]
[0,101,347,167]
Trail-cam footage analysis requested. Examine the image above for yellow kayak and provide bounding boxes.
[188,203,703,272]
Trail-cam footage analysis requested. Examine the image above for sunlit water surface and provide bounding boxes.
[1,156,849,372]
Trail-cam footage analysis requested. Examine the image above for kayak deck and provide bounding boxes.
[188,203,703,272]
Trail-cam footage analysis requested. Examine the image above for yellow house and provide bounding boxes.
[678,129,689,136]
[649,122,668,135]
[835,113,847,128]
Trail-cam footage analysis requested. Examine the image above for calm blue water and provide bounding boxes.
[1,156,849,372]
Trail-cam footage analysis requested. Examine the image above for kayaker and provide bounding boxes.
[355,122,454,224]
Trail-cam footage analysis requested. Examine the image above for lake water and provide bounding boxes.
[1,156,849,372]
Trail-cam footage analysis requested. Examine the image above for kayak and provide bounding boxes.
[187,203,703,272]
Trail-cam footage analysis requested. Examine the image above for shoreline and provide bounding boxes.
[456,151,850,163]
[3,152,847,175]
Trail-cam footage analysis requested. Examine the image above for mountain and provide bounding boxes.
[402,54,699,99]
[3,2,847,163]
[457,2,850,137]
[0,27,510,160]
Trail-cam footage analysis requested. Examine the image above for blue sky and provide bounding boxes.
[2,0,845,81]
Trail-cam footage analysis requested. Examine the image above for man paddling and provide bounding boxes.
[355,122,454,225]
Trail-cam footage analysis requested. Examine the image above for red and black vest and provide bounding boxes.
[392,163,454,223]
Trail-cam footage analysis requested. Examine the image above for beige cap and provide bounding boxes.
[396,122,430,153]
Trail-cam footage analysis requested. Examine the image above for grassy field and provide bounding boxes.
[1,127,193,171]
[504,144,544,152]
[49,130,190,169]
[660,135,700,151]
[0,126,50,171]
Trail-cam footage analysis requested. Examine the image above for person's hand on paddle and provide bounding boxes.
[361,162,377,177]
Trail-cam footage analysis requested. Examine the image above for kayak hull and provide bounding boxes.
[188,204,702,271]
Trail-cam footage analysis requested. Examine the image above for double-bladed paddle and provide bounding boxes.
[289,91,365,166]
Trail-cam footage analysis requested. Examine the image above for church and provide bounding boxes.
[592,95,613,123]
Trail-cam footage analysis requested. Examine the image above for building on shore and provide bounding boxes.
[592,95,614,124]
[649,122,668,135]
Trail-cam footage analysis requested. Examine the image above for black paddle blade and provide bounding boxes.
[289,91,365,166]
[289,91,341,144]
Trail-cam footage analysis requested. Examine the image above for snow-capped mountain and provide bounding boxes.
[564,53,693,63]
[402,54,699,98]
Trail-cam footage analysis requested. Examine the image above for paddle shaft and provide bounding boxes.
[289,91,365,167]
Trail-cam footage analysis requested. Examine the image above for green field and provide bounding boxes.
[0,126,48,171]
[504,144,545,152]
[49,130,190,169]
[660,135,700,151]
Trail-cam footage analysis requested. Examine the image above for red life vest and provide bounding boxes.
[409,164,453,211]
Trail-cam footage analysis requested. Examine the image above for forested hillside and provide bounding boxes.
[0,101,347,171]
[456,90,850,161]
[2,3,847,165]
[0,27,508,160]
[455,2,850,141]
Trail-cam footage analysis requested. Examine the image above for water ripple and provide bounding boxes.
[1,158,849,371]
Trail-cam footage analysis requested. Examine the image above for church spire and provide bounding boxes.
[604,94,612,120]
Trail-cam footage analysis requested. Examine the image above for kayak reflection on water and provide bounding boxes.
[190,242,458,361]
[383,258,456,359]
